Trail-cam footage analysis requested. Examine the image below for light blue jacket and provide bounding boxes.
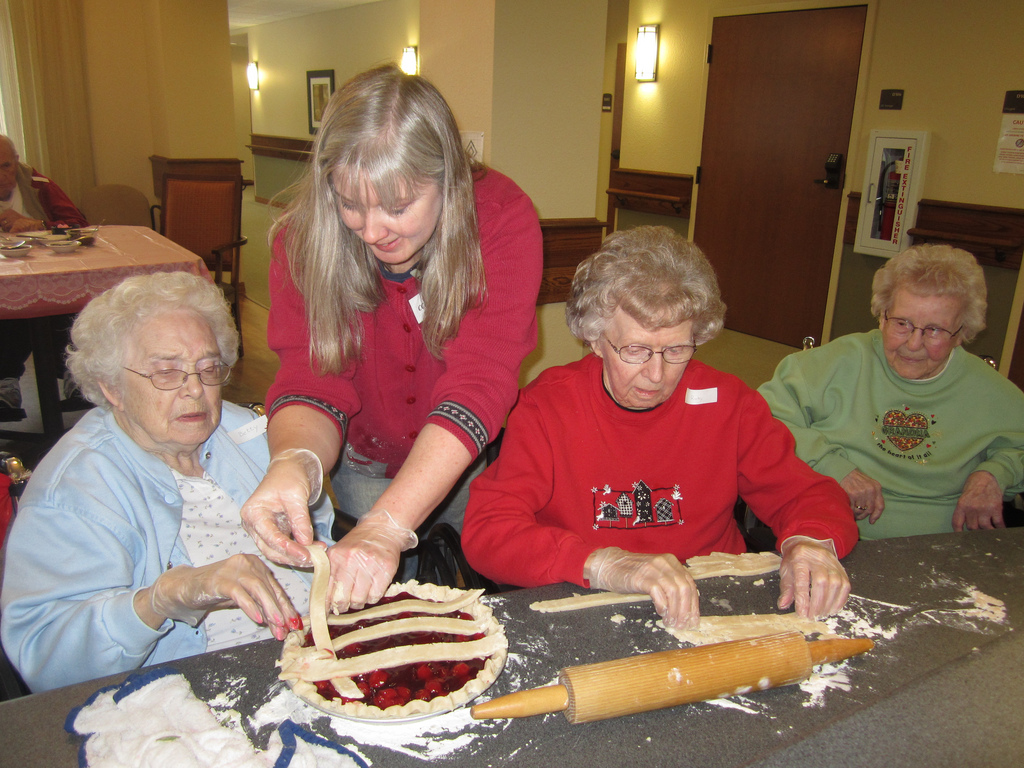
[0,403,333,692]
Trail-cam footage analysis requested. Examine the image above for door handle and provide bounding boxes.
[813,153,843,188]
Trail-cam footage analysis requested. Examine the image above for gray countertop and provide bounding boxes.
[2,527,1021,766]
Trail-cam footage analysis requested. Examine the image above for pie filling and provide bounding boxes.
[302,592,487,710]
[279,580,507,720]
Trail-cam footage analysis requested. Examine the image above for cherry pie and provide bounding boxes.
[279,579,507,720]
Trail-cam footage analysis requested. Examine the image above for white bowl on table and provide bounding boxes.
[0,243,31,258]
[48,239,82,254]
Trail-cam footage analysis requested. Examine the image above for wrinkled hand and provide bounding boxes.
[240,449,324,567]
[586,547,699,629]
[325,509,418,613]
[0,209,41,234]
[840,468,885,523]
[147,554,298,640]
[777,538,850,618]
[952,471,1005,531]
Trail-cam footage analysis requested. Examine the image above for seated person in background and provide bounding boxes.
[758,244,1024,540]
[462,226,858,629]
[0,134,87,234]
[1,272,333,692]
[0,134,89,421]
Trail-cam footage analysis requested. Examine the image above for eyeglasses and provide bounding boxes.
[604,337,696,365]
[884,311,962,342]
[124,363,231,390]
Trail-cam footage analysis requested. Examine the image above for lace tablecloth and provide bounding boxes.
[0,225,209,319]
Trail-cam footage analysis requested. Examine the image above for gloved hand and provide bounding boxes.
[840,468,885,523]
[240,448,324,567]
[777,537,850,618]
[145,553,299,640]
[586,547,699,629]
[325,509,418,613]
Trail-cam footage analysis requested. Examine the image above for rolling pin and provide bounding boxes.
[471,631,873,724]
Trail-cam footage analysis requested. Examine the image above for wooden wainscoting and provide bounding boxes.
[537,218,605,305]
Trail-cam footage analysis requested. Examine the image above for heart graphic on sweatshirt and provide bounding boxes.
[881,409,930,452]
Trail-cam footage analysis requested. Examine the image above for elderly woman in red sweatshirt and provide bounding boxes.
[463,226,858,629]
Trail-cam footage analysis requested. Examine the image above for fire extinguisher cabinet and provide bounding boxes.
[854,130,929,258]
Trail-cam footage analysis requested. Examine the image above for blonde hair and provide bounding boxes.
[566,226,726,345]
[870,244,987,343]
[66,272,238,408]
[271,64,484,373]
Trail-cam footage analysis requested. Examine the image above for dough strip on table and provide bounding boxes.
[530,551,782,613]
[306,545,335,657]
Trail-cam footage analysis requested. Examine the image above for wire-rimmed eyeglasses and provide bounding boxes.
[124,363,232,390]
[604,337,696,365]
[883,311,962,342]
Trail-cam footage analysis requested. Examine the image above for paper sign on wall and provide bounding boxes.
[994,90,1024,175]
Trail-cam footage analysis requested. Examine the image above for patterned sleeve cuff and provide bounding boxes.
[429,400,488,456]
[268,395,348,441]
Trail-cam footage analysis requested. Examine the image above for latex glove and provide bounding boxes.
[840,468,885,523]
[952,471,1005,531]
[240,448,324,567]
[586,547,699,629]
[325,509,418,613]
[777,537,850,618]
[145,553,299,640]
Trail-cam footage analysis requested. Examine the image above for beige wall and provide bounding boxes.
[82,0,237,200]
[420,0,494,161]
[623,0,1024,368]
[245,0,418,140]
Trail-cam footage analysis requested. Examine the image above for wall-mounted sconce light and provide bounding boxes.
[635,25,659,82]
[401,46,418,75]
[246,61,259,91]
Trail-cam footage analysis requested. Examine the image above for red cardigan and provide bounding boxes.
[463,355,859,588]
[267,169,543,476]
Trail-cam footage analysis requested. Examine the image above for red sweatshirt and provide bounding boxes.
[266,170,543,475]
[463,355,859,588]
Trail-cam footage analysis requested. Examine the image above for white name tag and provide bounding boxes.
[228,414,268,444]
[685,387,718,405]
[409,293,426,324]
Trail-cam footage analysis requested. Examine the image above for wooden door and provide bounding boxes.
[693,6,866,347]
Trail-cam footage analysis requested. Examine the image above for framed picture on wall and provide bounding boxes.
[307,69,335,135]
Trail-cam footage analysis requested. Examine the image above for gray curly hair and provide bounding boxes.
[870,244,987,343]
[66,272,239,408]
[566,226,726,346]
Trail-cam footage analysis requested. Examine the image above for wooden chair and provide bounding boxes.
[151,174,247,355]
[1,451,33,700]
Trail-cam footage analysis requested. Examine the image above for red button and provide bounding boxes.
[405,364,416,372]
[397,286,407,294]
[406,396,416,404]
[409,430,419,439]
[403,323,412,332]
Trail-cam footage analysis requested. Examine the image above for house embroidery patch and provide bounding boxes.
[592,480,682,529]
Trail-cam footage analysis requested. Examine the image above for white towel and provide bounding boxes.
[67,667,365,768]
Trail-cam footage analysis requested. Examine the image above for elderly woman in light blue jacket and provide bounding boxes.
[1,272,333,692]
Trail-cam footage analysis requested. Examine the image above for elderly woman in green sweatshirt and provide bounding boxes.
[759,244,1024,539]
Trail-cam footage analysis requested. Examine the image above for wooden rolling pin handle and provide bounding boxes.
[471,684,569,720]
[808,637,874,666]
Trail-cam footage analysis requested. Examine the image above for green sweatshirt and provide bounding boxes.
[758,330,1024,539]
